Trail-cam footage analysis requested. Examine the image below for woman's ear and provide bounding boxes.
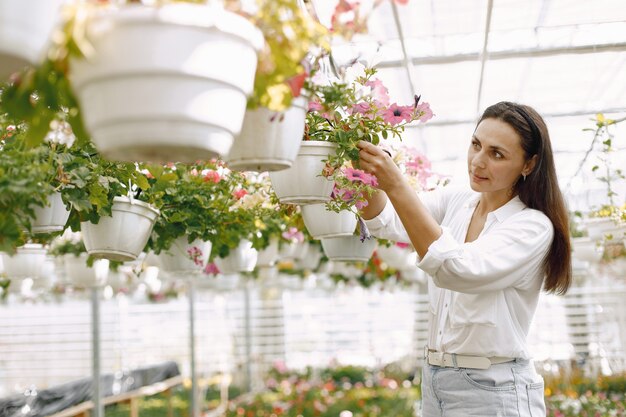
[523,154,538,176]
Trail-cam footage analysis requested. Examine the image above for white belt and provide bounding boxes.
[424,347,515,370]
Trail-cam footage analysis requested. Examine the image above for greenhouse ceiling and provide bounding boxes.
[309,0,626,208]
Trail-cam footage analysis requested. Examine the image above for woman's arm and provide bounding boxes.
[357,141,442,258]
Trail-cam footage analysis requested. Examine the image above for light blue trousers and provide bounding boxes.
[421,358,546,417]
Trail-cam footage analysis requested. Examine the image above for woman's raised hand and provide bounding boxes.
[357,140,405,194]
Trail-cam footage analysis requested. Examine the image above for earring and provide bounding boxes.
[523,174,526,182]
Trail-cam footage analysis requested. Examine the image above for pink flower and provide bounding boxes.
[232,188,248,200]
[282,227,304,243]
[189,168,199,176]
[382,103,415,125]
[344,167,378,187]
[203,170,221,183]
[365,78,390,106]
[334,186,356,202]
[204,262,220,275]
[355,198,369,210]
[396,242,410,249]
[349,102,374,119]
[416,102,434,122]
[308,100,324,112]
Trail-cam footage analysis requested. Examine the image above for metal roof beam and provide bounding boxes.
[377,42,626,67]
[407,107,626,127]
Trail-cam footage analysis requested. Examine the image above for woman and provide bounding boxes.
[357,101,571,417]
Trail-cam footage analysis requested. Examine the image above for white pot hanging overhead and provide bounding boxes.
[69,3,264,163]
[301,203,357,239]
[158,236,212,275]
[31,191,71,234]
[214,239,258,274]
[0,243,47,279]
[256,238,280,268]
[571,237,603,264]
[376,244,418,270]
[227,97,308,172]
[0,0,65,79]
[63,253,110,288]
[268,141,336,204]
[321,235,377,262]
[81,196,159,262]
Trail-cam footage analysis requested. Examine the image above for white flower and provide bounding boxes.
[44,120,76,148]
[343,62,366,85]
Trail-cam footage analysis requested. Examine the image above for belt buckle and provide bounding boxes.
[430,351,445,366]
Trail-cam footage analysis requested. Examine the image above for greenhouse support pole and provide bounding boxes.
[188,278,199,417]
[243,279,253,392]
[91,286,104,417]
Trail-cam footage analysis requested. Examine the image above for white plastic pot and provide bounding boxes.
[0,0,65,79]
[81,196,159,262]
[0,244,47,279]
[64,254,110,288]
[571,237,603,263]
[69,4,263,163]
[256,238,280,267]
[214,239,258,274]
[376,244,418,270]
[321,236,377,262]
[301,204,357,239]
[294,243,323,271]
[268,141,336,204]
[583,217,620,241]
[158,236,212,274]
[227,97,308,172]
[31,191,71,234]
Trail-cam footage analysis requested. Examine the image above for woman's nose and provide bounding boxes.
[471,152,486,169]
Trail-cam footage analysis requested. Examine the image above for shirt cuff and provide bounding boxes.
[417,227,461,277]
[362,199,395,230]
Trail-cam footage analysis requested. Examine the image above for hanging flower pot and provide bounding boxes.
[376,244,418,270]
[301,203,357,239]
[571,237,603,263]
[81,196,159,262]
[321,236,377,262]
[268,141,336,204]
[214,239,258,274]
[69,3,264,163]
[64,254,109,288]
[31,191,71,234]
[0,243,47,279]
[226,97,308,172]
[0,0,65,79]
[256,238,280,268]
[294,243,323,271]
[158,236,212,274]
[583,217,620,241]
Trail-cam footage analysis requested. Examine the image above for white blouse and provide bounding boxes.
[364,186,554,359]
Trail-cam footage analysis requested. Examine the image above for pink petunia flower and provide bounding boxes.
[355,198,369,210]
[349,102,374,119]
[232,188,248,200]
[282,227,304,243]
[204,262,220,275]
[382,103,415,125]
[203,170,221,183]
[344,167,378,187]
[308,100,324,112]
[365,78,390,106]
[416,102,434,122]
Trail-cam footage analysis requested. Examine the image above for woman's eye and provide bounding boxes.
[494,151,503,159]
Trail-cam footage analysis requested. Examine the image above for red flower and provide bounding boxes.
[232,188,248,200]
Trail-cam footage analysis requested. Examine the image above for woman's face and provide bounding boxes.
[467,117,530,196]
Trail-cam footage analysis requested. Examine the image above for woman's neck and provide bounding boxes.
[477,191,516,215]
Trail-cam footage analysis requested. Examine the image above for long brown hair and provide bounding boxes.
[479,102,572,295]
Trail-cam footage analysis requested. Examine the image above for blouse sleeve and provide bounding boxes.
[363,186,453,243]
[417,210,554,294]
